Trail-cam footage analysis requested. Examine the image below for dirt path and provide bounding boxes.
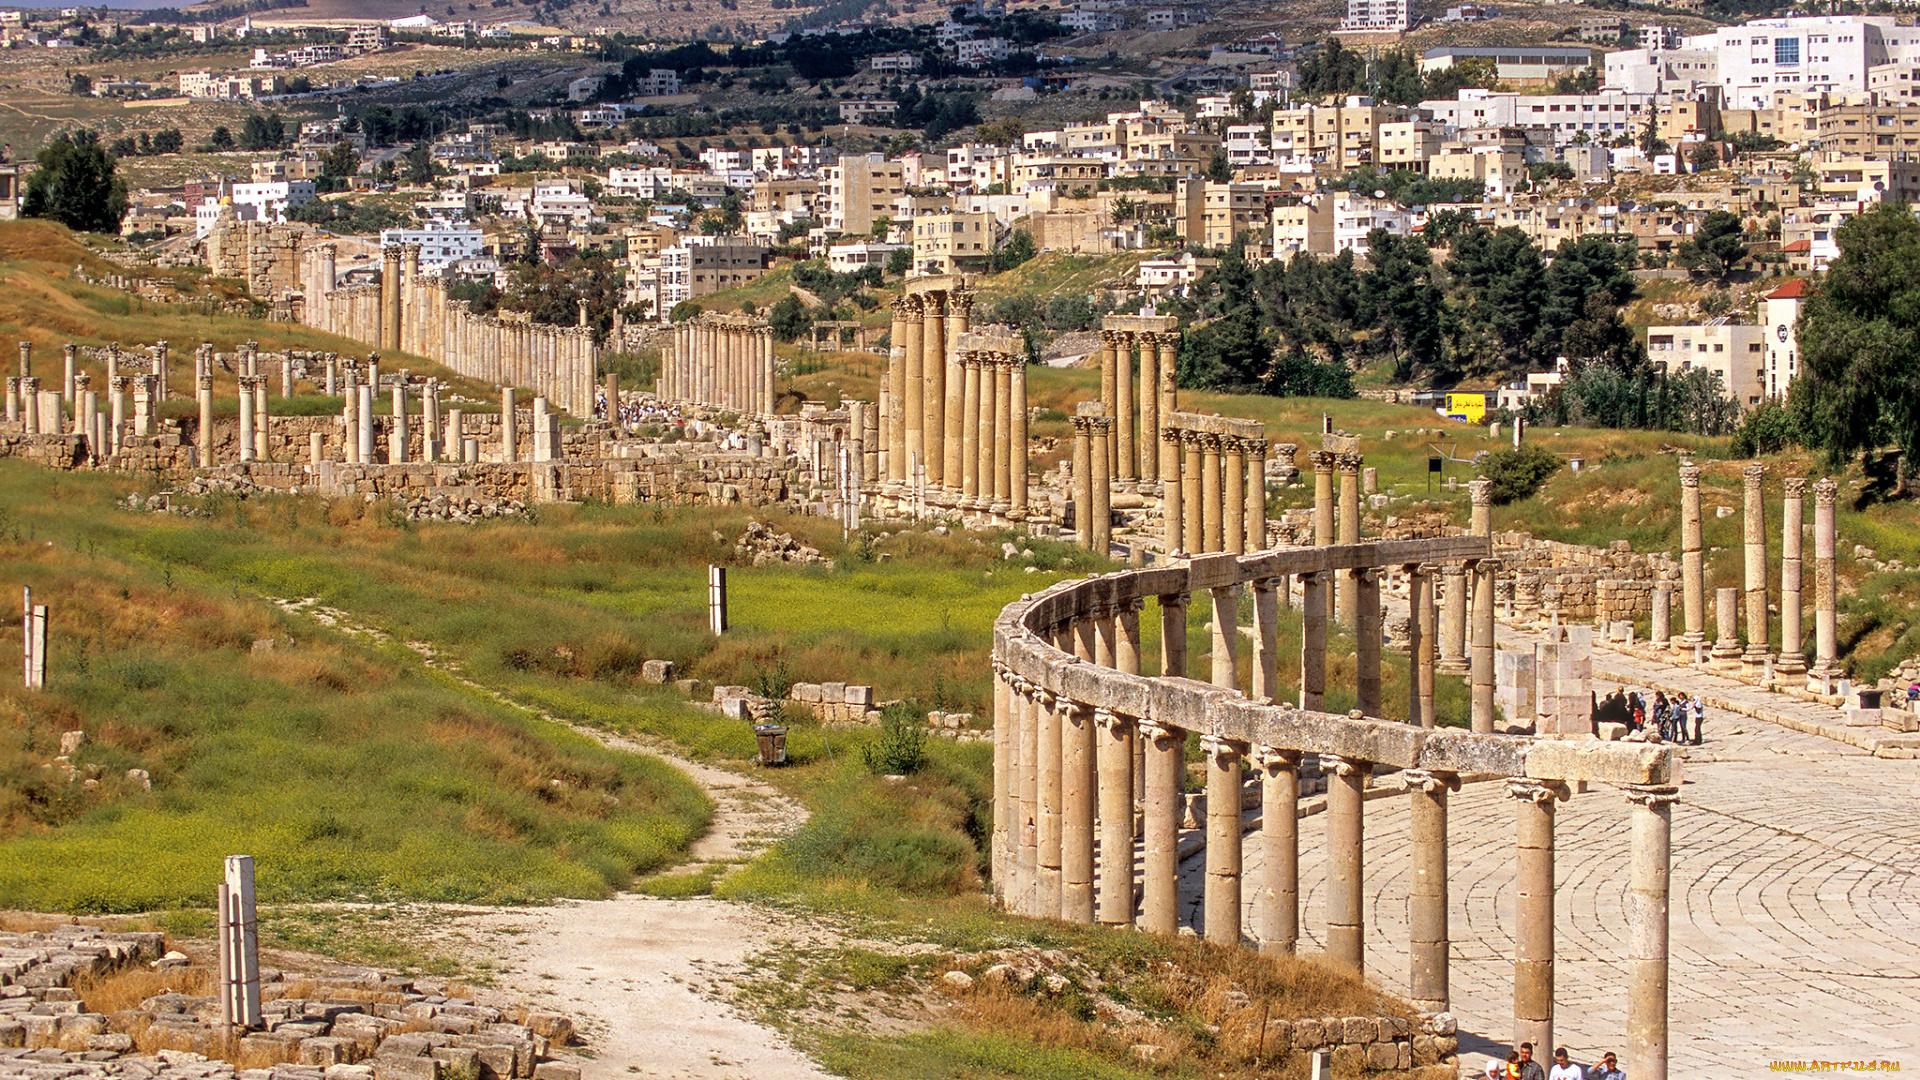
[273,598,836,1080]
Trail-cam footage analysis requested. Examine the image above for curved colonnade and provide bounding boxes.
[990,539,1682,1078]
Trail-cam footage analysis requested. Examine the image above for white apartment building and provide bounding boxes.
[633,68,680,96]
[826,241,907,272]
[955,37,1010,66]
[230,180,314,223]
[1341,0,1411,33]
[868,52,921,72]
[699,148,751,173]
[1655,15,1920,109]
[378,223,484,269]
[1421,89,1655,144]
[1330,192,1410,256]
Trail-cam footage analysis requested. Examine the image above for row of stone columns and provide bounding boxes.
[880,280,973,502]
[301,241,599,418]
[1674,461,1840,690]
[1096,315,1180,491]
[660,317,775,418]
[1156,415,1269,556]
[993,558,1680,1079]
[948,329,1029,525]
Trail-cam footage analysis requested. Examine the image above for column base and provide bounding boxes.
[1437,660,1469,677]
[1776,656,1807,676]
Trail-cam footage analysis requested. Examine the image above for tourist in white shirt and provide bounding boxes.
[1547,1047,1583,1080]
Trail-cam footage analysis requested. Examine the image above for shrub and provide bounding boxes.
[1731,399,1800,457]
[861,704,927,776]
[1481,443,1562,505]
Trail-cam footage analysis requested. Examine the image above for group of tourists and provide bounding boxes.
[1593,687,1705,745]
[1484,1044,1625,1080]
[594,393,683,431]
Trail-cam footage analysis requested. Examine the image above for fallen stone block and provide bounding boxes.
[374,1055,442,1080]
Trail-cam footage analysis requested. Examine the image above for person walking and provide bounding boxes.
[1547,1047,1583,1080]
[1690,694,1706,745]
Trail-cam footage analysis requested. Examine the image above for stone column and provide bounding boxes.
[1090,416,1113,557]
[357,382,375,464]
[887,299,908,487]
[992,663,1014,900]
[1652,585,1673,649]
[1356,567,1383,717]
[1250,577,1280,703]
[1209,583,1241,691]
[992,357,1013,520]
[341,371,358,464]
[960,353,981,509]
[424,380,441,462]
[1200,434,1223,553]
[1409,564,1436,727]
[1095,708,1135,927]
[923,293,947,491]
[280,354,293,399]
[1114,334,1135,487]
[1325,754,1366,975]
[1256,748,1299,955]
[1714,587,1742,663]
[131,374,151,438]
[902,297,925,485]
[1627,784,1678,1080]
[1138,333,1159,486]
[1017,680,1040,914]
[1778,477,1806,675]
[1184,432,1205,556]
[1061,701,1096,924]
[1440,563,1469,675]
[1470,476,1493,536]
[253,374,269,460]
[1162,429,1185,554]
[1471,559,1500,733]
[1008,357,1028,519]
[1140,720,1181,935]
[1742,464,1769,673]
[1098,330,1118,458]
[1072,417,1094,549]
[1223,437,1246,555]
[1160,591,1188,679]
[1245,439,1267,551]
[1405,768,1456,1013]
[381,246,402,353]
[1203,736,1245,946]
[501,388,518,463]
[390,381,409,464]
[1680,462,1706,648]
[16,341,27,379]
[61,344,75,407]
[1813,479,1840,687]
[1300,571,1327,711]
[1336,453,1361,625]
[943,311,966,497]
[4,377,15,423]
[1157,333,1179,473]
[196,374,214,467]
[237,378,256,462]
[1036,685,1063,919]
[106,377,123,452]
[1510,778,1566,1056]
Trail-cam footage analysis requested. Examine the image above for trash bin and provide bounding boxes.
[1858,688,1884,710]
[753,725,788,766]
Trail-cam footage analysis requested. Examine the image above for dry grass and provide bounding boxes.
[74,964,214,1015]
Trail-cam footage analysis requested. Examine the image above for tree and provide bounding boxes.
[21,129,127,234]
[885,246,911,277]
[1677,210,1748,280]
[68,72,92,95]
[1638,114,1669,158]
[1481,444,1561,505]
[1688,140,1720,172]
[768,293,812,341]
[1205,148,1232,183]
[1792,204,1920,487]
[208,126,234,151]
[993,228,1035,272]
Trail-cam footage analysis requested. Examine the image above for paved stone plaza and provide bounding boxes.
[1181,629,1920,1075]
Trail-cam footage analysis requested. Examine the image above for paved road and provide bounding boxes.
[1179,614,1920,1077]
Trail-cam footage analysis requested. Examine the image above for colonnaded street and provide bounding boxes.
[1180,622,1920,1075]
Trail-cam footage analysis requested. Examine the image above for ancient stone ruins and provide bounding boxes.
[8,254,1908,1080]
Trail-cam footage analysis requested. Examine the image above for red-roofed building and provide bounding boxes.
[1764,278,1809,400]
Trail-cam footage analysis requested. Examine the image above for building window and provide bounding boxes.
[1775,36,1800,65]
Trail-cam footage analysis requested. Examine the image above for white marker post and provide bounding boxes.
[218,855,261,1030]
[708,565,728,636]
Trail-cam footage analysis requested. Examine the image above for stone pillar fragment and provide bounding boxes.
[1742,464,1769,673]
[1471,560,1500,732]
[1811,478,1838,689]
[1779,478,1806,675]
[1680,462,1706,648]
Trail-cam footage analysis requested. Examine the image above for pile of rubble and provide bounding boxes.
[729,521,832,568]
[398,494,531,523]
[0,929,581,1080]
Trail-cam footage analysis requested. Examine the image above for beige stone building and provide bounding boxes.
[912,211,997,274]
[1175,179,1271,251]
[822,154,905,238]
[1647,321,1767,406]
[1269,99,1415,172]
